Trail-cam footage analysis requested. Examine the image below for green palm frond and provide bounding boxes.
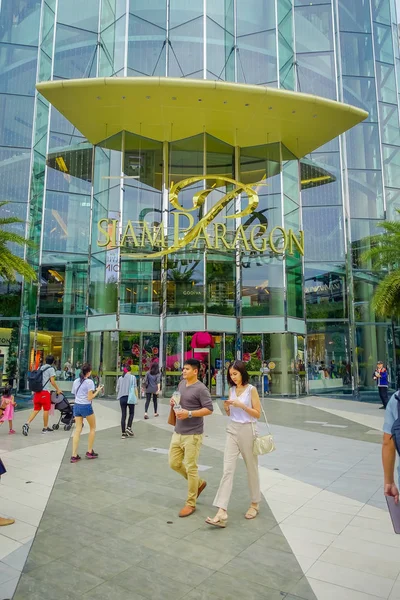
[0,201,37,282]
[371,270,400,318]
[0,246,36,282]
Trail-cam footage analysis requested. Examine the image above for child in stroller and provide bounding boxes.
[51,392,75,431]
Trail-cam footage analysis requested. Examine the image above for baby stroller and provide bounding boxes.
[51,392,75,431]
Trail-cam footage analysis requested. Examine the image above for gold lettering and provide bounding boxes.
[269,226,288,254]
[249,225,268,252]
[121,220,139,247]
[213,223,232,250]
[288,229,304,256]
[97,218,110,247]
[173,211,194,247]
[141,222,166,248]
[193,225,213,249]
[232,225,250,251]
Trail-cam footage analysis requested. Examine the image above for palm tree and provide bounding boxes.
[0,201,36,282]
[362,210,400,318]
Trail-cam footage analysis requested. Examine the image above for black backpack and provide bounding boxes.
[28,365,51,392]
[391,392,400,455]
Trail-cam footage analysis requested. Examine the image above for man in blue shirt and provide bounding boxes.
[383,392,400,503]
[374,361,389,409]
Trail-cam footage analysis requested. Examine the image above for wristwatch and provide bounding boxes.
[188,411,193,418]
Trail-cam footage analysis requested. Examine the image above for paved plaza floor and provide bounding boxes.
[0,395,399,600]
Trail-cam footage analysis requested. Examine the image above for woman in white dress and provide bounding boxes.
[206,360,262,528]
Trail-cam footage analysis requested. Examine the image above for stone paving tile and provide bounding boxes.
[195,571,284,600]
[136,549,214,586]
[81,580,148,600]
[114,565,193,600]
[25,558,105,595]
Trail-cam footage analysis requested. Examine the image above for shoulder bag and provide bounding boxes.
[252,400,275,456]
[0,458,6,476]
[128,375,138,405]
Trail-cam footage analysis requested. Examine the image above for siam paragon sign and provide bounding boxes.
[97,176,304,257]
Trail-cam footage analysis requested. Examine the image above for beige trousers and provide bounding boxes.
[169,433,205,508]
[213,421,261,511]
[213,421,261,510]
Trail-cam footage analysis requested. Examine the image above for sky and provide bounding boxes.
[397,0,400,21]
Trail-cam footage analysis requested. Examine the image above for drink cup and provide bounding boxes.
[172,391,181,411]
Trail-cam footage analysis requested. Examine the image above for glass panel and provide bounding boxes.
[165,332,183,395]
[301,152,342,206]
[305,263,347,320]
[169,0,202,29]
[346,123,381,170]
[242,259,285,317]
[286,256,303,318]
[340,32,374,77]
[383,145,400,188]
[296,52,336,99]
[0,94,34,147]
[54,24,98,79]
[295,4,333,52]
[0,281,22,318]
[343,77,378,122]
[167,257,204,315]
[39,262,87,315]
[99,15,126,76]
[206,18,234,80]
[307,324,351,395]
[237,30,277,85]
[207,256,235,316]
[89,251,118,314]
[376,62,397,104]
[169,16,203,77]
[128,14,166,76]
[237,0,275,36]
[372,0,391,25]
[120,260,161,315]
[0,0,41,45]
[243,334,262,390]
[348,170,384,219]
[207,0,234,32]
[386,187,400,220]
[42,190,91,254]
[303,206,345,261]
[338,0,371,33]
[0,148,31,202]
[380,103,400,145]
[374,23,394,65]
[0,43,37,95]
[57,0,99,31]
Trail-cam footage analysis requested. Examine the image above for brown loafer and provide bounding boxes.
[179,505,196,518]
[197,481,207,498]
[0,517,15,526]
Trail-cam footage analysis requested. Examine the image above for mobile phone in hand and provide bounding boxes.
[386,496,400,534]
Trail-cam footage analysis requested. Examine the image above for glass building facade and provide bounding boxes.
[0,0,399,399]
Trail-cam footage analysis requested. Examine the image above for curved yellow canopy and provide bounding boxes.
[37,77,368,157]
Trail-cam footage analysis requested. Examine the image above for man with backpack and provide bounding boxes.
[383,391,400,503]
[23,355,62,436]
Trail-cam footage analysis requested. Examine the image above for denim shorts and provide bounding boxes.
[73,403,94,418]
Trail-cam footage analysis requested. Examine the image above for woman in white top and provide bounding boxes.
[70,363,104,463]
[206,360,261,528]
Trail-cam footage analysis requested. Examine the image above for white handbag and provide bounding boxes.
[252,401,275,456]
